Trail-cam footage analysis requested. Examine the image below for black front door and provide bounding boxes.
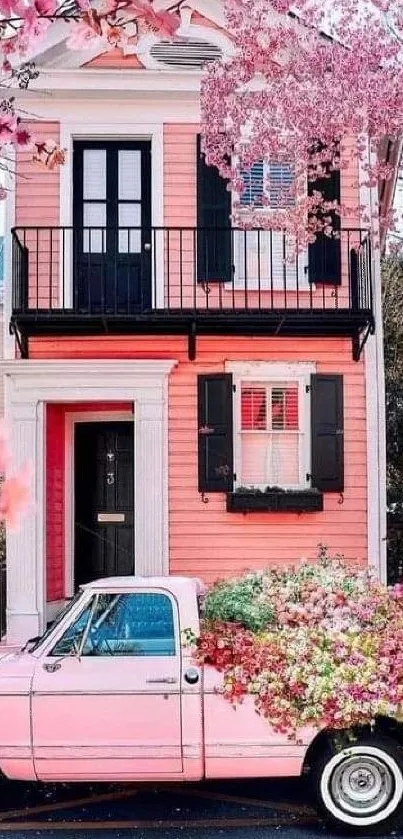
[73,141,152,313]
[74,422,135,587]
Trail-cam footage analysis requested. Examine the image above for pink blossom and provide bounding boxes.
[0,0,23,15]
[0,114,16,143]
[15,127,32,146]
[0,465,31,530]
[34,0,57,14]
[66,19,102,50]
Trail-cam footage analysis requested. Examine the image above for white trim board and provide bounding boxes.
[4,359,177,644]
[359,139,387,583]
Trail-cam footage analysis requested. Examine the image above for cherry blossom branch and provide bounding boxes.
[0,0,402,241]
[0,424,30,530]
[197,0,403,235]
[0,0,184,192]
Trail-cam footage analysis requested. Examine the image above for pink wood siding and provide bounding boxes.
[164,124,198,227]
[46,404,65,602]
[46,401,132,602]
[84,50,144,69]
[37,335,367,584]
[15,121,61,311]
[16,122,60,227]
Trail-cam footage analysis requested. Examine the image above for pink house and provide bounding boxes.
[2,1,387,644]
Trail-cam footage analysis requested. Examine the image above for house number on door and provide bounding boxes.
[106,450,115,485]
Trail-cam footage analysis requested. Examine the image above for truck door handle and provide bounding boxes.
[43,661,61,673]
[184,668,199,685]
[146,677,177,685]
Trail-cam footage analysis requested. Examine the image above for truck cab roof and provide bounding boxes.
[81,576,207,597]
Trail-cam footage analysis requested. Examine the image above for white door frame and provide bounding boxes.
[4,359,177,644]
[59,122,164,310]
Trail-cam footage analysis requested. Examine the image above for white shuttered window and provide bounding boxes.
[234,160,307,290]
[239,380,308,488]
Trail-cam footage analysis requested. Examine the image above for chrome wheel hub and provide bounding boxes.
[331,755,394,816]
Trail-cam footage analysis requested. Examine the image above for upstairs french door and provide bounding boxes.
[73,141,152,313]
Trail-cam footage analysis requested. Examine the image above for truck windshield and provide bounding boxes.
[27,591,84,653]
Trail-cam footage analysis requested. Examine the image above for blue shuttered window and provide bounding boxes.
[240,160,294,208]
[240,160,265,206]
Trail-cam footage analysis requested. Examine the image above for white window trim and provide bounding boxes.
[59,122,164,309]
[226,361,316,491]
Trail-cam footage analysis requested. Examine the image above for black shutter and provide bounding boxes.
[311,374,344,492]
[308,148,341,285]
[197,135,232,283]
[198,374,234,493]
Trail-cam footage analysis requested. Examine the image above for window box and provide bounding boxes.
[226,488,323,513]
[278,489,324,512]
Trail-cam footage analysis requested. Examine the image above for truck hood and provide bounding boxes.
[0,644,21,661]
[0,649,36,682]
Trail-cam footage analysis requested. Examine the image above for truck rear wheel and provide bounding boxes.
[311,735,403,834]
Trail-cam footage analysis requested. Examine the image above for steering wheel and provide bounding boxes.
[72,638,81,656]
[84,627,115,656]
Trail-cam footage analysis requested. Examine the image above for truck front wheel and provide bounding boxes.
[312,735,403,834]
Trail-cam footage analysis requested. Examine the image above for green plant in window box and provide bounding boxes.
[234,485,285,495]
[234,486,321,496]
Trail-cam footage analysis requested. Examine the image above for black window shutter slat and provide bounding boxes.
[308,148,341,285]
[197,134,232,283]
[311,374,344,492]
[198,374,234,493]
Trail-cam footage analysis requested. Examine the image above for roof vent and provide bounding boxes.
[149,37,222,69]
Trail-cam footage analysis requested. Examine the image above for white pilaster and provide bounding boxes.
[135,395,168,576]
[5,396,45,643]
[359,139,387,582]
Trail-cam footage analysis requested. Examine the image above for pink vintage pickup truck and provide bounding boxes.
[0,576,402,835]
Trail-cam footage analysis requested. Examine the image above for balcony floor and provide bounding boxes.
[11,307,375,361]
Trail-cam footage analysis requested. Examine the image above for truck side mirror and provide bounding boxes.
[21,636,40,653]
[42,639,84,673]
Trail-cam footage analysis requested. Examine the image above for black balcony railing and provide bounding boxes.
[11,226,374,359]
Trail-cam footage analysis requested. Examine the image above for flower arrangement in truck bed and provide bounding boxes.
[191,548,403,735]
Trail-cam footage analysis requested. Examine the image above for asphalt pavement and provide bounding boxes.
[0,776,398,839]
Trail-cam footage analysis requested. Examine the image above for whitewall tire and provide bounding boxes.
[312,736,403,834]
